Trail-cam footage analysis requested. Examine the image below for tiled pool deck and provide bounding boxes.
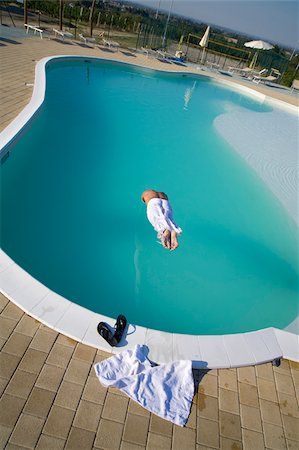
[0,36,298,449]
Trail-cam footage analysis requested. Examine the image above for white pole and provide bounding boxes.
[161,0,174,49]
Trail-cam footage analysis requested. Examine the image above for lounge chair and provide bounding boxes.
[291,79,299,92]
[140,47,160,58]
[24,24,44,39]
[53,28,74,41]
[228,66,253,76]
[102,39,119,50]
[252,69,280,85]
[79,33,96,46]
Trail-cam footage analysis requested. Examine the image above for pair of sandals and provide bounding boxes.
[97,315,127,347]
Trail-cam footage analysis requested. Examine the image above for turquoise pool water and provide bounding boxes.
[1,58,298,334]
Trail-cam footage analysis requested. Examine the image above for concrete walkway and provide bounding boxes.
[0,36,298,450]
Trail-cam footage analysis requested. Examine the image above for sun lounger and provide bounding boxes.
[140,47,159,58]
[24,24,44,39]
[53,28,74,41]
[291,79,299,92]
[228,66,253,77]
[206,61,220,70]
[252,69,280,85]
[79,33,96,46]
[102,39,119,50]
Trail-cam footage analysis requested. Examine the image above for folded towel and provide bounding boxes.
[94,344,194,426]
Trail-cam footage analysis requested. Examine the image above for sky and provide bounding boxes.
[127,0,299,48]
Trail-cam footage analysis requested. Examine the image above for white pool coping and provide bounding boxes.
[0,56,298,368]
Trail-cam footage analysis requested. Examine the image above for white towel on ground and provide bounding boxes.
[94,344,194,426]
[146,198,182,239]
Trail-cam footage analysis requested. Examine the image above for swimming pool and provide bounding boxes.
[1,57,298,336]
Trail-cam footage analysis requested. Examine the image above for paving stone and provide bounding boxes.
[0,316,17,339]
[219,388,239,414]
[260,399,282,426]
[257,378,278,402]
[1,303,24,321]
[73,399,102,432]
[43,405,75,440]
[0,424,12,449]
[18,348,48,374]
[2,332,32,357]
[196,446,217,450]
[197,417,219,448]
[0,377,8,396]
[24,387,56,418]
[36,434,66,450]
[102,392,129,423]
[273,359,291,376]
[198,374,218,397]
[147,432,171,450]
[30,330,57,353]
[35,364,65,392]
[9,413,44,448]
[240,404,262,432]
[54,380,83,410]
[278,391,299,418]
[46,343,74,368]
[128,399,150,417]
[63,358,91,385]
[5,369,37,399]
[220,437,243,450]
[108,386,128,397]
[197,394,218,424]
[239,383,259,407]
[123,413,149,446]
[237,366,256,385]
[256,363,275,381]
[289,361,299,371]
[172,424,196,450]
[219,411,241,441]
[94,418,123,449]
[73,342,96,362]
[56,334,77,348]
[263,422,287,450]
[281,414,299,441]
[149,414,173,437]
[242,429,265,450]
[65,427,95,450]
[186,401,197,429]
[0,336,6,351]
[0,394,26,427]
[82,376,107,405]
[286,439,299,449]
[0,292,9,311]
[14,315,40,337]
[219,369,238,392]
[4,442,25,450]
[0,352,21,379]
[274,372,296,396]
[291,369,299,387]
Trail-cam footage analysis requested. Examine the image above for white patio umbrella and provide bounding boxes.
[199,26,210,63]
[244,40,274,70]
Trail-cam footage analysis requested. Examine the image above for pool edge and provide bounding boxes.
[1,249,298,367]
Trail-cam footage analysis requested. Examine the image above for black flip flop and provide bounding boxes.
[114,315,127,343]
[97,322,118,347]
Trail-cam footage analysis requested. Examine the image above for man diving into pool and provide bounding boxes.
[141,190,182,251]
